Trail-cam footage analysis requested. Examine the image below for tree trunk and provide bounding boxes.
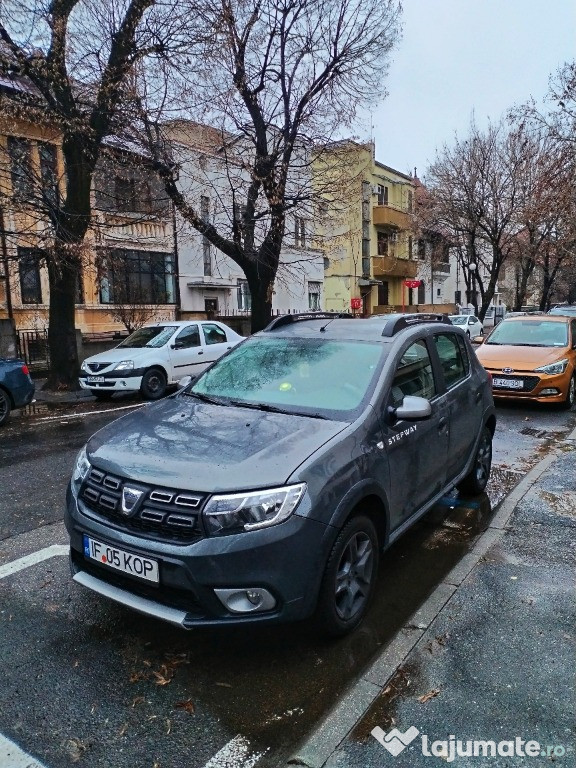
[44,250,81,389]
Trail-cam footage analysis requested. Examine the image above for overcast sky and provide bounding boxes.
[367,0,576,179]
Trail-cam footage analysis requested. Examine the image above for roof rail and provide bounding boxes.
[263,312,354,331]
[381,313,451,337]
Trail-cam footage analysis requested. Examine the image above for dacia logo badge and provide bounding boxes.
[121,486,144,516]
[502,367,514,374]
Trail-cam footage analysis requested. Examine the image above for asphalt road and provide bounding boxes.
[0,399,574,768]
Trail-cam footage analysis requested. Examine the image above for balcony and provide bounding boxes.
[100,213,171,245]
[373,256,418,279]
[372,205,412,230]
[433,262,451,276]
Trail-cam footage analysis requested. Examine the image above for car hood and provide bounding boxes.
[476,344,568,370]
[83,346,165,364]
[86,396,348,492]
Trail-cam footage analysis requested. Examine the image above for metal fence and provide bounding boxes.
[16,329,50,368]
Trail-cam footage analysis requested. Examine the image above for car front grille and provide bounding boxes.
[80,468,206,543]
[86,362,111,372]
[491,374,540,392]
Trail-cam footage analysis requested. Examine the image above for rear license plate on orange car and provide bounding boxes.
[493,378,523,389]
[83,535,159,582]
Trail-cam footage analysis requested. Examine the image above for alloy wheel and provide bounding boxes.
[334,531,374,621]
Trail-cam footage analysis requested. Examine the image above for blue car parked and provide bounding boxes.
[0,358,35,426]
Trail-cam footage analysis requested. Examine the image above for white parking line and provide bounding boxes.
[33,403,143,423]
[0,734,47,768]
[0,545,68,580]
[202,736,267,768]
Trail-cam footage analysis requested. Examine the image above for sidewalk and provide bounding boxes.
[289,430,576,767]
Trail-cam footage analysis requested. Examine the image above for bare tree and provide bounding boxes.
[425,119,531,320]
[0,0,188,388]
[142,0,402,332]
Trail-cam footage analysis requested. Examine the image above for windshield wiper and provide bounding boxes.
[184,391,229,405]
[228,399,329,419]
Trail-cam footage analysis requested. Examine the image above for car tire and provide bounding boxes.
[140,368,167,400]
[560,374,575,410]
[90,390,114,401]
[0,388,11,427]
[315,515,379,637]
[457,426,492,495]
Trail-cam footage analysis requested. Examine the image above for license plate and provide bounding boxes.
[83,535,159,583]
[493,378,523,389]
[87,376,105,383]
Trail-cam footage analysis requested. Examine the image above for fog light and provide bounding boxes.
[214,587,276,614]
[540,388,559,396]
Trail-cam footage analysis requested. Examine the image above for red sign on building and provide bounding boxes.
[350,298,362,310]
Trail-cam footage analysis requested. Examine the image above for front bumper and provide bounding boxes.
[79,375,143,393]
[488,369,572,404]
[65,485,333,628]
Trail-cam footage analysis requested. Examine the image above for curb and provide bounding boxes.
[285,429,575,768]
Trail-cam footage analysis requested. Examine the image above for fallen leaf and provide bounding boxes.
[117,723,129,737]
[166,718,171,735]
[174,699,195,715]
[418,688,441,703]
[130,671,147,683]
[153,665,173,686]
[132,696,146,708]
[215,682,232,688]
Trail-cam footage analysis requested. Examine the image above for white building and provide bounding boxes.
[166,122,324,318]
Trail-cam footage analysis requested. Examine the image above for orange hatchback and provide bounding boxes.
[475,315,576,408]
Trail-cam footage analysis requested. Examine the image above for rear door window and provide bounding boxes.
[202,324,228,345]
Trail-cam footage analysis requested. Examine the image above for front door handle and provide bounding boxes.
[438,417,447,430]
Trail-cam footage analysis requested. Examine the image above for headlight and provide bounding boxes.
[80,360,90,373]
[534,359,568,375]
[203,484,306,536]
[113,360,134,372]
[71,446,91,498]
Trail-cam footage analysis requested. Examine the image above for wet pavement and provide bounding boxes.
[314,437,576,768]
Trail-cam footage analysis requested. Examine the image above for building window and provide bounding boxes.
[237,279,251,311]
[308,281,321,311]
[377,185,389,206]
[18,248,43,303]
[100,249,175,304]
[408,236,413,258]
[201,195,212,276]
[115,176,137,211]
[407,191,413,212]
[377,231,388,256]
[295,217,306,247]
[39,142,58,206]
[417,282,425,304]
[436,287,442,298]
[8,137,34,200]
[418,239,426,259]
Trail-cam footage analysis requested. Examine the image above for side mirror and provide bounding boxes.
[472,335,484,344]
[389,395,432,423]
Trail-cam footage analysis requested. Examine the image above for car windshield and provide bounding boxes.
[189,336,386,418]
[548,307,576,316]
[450,316,467,325]
[486,320,568,347]
[117,326,177,349]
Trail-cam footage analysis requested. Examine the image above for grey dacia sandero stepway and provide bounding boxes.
[65,313,496,636]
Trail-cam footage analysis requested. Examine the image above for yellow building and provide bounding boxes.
[316,141,418,315]
[0,76,176,349]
